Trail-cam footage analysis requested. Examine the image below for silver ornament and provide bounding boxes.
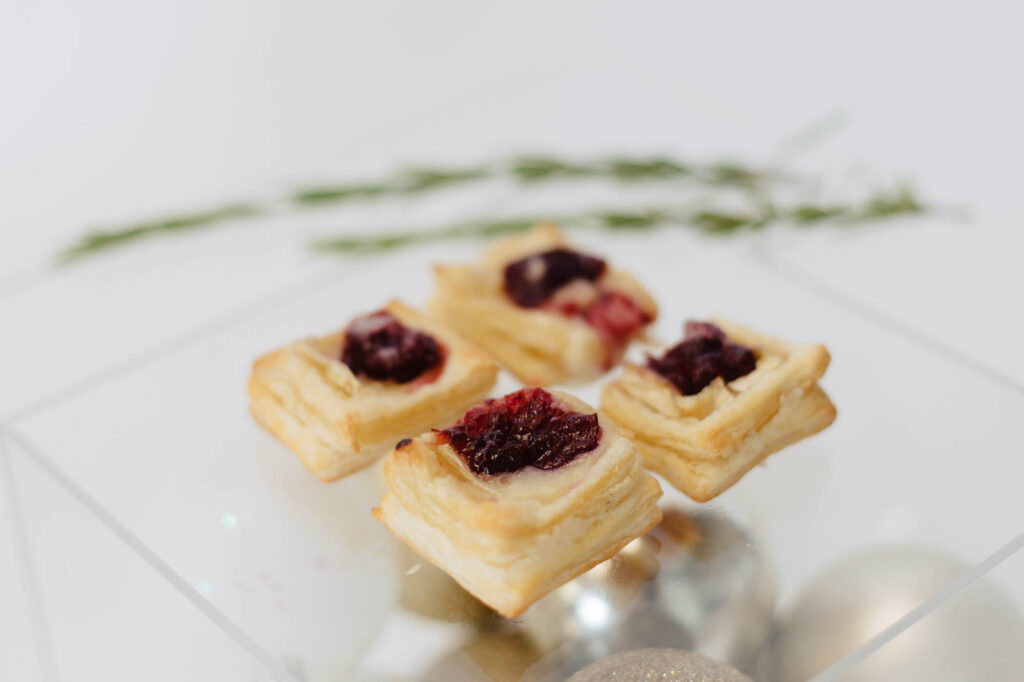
[516,507,775,677]
[767,546,1024,681]
[568,648,753,681]
[417,507,774,681]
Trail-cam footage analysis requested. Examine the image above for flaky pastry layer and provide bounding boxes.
[248,300,498,481]
[373,391,663,617]
[601,318,836,502]
[428,224,657,385]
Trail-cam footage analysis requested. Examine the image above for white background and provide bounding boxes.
[3,0,1024,277]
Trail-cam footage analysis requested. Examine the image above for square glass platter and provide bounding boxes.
[7,228,1024,681]
[2,435,263,682]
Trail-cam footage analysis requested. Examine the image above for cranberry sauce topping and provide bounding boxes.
[340,310,443,383]
[647,321,756,395]
[583,292,654,358]
[503,248,607,307]
[440,388,602,476]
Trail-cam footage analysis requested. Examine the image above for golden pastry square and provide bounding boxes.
[248,300,498,481]
[601,319,836,502]
[373,390,663,617]
[429,224,657,385]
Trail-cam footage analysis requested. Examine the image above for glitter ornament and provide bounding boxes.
[568,648,753,681]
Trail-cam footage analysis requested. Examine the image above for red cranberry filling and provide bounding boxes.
[582,292,654,359]
[503,248,606,307]
[503,248,650,356]
[341,311,443,383]
[440,388,602,476]
[647,321,756,395]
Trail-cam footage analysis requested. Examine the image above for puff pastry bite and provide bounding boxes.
[373,387,663,617]
[429,224,657,385]
[601,319,836,502]
[248,300,498,481]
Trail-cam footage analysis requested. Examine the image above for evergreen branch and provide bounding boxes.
[310,218,539,252]
[52,149,922,263]
[57,204,262,263]
[311,185,927,253]
[292,155,778,207]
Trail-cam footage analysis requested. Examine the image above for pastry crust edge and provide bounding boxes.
[428,224,657,386]
[248,300,498,481]
[601,319,837,501]
[372,390,664,616]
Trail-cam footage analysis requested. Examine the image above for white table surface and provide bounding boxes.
[2,3,1023,681]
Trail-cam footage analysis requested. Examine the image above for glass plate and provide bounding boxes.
[7,230,1024,681]
[3,434,264,681]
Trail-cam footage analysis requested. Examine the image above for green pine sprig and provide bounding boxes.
[54,150,925,263]
[311,185,926,253]
[57,204,262,263]
[291,155,778,206]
